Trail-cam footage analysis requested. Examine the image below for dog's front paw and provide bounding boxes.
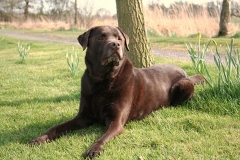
[29,135,51,146]
[84,143,103,159]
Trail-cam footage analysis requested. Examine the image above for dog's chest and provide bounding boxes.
[85,80,121,121]
[88,91,119,122]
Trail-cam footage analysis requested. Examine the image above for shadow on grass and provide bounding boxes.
[0,92,90,147]
[0,120,104,153]
[0,93,80,107]
[0,91,106,152]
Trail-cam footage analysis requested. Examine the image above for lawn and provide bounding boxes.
[0,34,239,160]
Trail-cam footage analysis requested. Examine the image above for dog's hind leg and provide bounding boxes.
[170,78,194,106]
[189,74,207,85]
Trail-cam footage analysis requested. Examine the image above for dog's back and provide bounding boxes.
[127,63,187,120]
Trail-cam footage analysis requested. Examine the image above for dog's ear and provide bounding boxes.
[117,27,130,51]
[78,28,93,51]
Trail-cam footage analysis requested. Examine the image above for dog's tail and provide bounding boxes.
[189,74,207,85]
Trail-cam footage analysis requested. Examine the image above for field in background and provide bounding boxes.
[0,2,240,37]
[145,6,221,37]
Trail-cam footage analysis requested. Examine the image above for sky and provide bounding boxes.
[78,0,214,15]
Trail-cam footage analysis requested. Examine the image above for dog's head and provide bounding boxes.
[78,26,129,67]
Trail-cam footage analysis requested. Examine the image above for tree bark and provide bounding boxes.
[116,0,154,68]
[74,0,78,26]
[24,0,29,21]
[218,0,231,36]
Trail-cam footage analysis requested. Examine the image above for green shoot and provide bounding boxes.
[186,34,240,93]
[18,41,31,63]
[66,47,80,75]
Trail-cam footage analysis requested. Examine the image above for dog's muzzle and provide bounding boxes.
[101,53,121,66]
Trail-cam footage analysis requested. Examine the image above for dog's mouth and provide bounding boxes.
[101,53,121,66]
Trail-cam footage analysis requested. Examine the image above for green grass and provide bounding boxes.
[149,35,240,51]
[0,35,239,160]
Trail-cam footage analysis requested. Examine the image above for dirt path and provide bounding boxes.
[0,30,79,45]
[0,30,222,64]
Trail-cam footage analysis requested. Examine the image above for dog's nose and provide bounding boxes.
[110,42,120,48]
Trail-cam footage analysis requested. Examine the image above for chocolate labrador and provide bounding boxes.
[29,26,205,159]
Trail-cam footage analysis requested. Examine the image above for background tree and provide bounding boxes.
[74,0,77,26]
[116,0,154,68]
[38,0,45,15]
[78,1,94,29]
[218,0,231,36]
[232,1,240,17]
[0,0,21,22]
[24,0,30,21]
[0,0,38,22]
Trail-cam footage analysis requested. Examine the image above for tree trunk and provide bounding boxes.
[24,0,29,21]
[218,0,231,36]
[74,0,78,26]
[116,0,154,68]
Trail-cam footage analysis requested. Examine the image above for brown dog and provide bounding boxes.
[29,26,205,159]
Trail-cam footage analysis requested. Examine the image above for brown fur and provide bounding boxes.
[29,26,206,159]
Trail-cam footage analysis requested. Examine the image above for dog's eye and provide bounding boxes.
[98,33,107,41]
[98,37,104,40]
[118,37,122,41]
